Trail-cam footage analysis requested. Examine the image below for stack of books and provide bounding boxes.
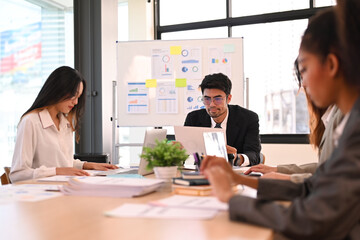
[172,185,213,196]
[61,177,164,198]
[172,172,212,196]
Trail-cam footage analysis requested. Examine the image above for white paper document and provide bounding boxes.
[156,81,178,114]
[126,82,149,114]
[151,48,173,79]
[184,79,204,114]
[0,184,63,204]
[150,195,228,211]
[208,47,232,78]
[105,203,217,220]
[37,175,88,182]
[177,46,202,80]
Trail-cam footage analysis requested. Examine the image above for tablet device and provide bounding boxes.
[203,131,228,161]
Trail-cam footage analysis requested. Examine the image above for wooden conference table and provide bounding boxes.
[0,176,273,240]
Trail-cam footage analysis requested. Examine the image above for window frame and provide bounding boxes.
[154,0,331,144]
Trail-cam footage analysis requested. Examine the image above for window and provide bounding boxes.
[161,27,228,40]
[160,0,226,26]
[118,1,128,41]
[0,0,74,170]
[314,0,336,7]
[232,0,309,17]
[232,19,309,133]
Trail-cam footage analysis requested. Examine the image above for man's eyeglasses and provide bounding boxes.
[202,96,226,105]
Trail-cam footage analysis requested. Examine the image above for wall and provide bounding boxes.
[261,144,318,166]
[128,0,154,40]
[101,0,118,161]
[102,0,154,162]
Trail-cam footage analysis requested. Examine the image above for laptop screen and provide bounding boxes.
[138,129,167,176]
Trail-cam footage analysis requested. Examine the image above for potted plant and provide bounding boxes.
[140,139,188,179]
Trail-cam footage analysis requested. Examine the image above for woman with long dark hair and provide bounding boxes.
[10,66,117,183]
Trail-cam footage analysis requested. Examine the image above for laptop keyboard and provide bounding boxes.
[89,168,139,176]
[116,169,139,175]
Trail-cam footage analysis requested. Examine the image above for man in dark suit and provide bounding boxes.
[184,73,261,166]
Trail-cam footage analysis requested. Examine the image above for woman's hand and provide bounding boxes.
[56,167,90,176]
[200,155,240,184]
[83,162,119,171]
[201,155,260,190]
[244,164,277,175]
[204,166,235,202]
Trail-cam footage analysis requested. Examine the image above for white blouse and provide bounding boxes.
[10,109,84,182]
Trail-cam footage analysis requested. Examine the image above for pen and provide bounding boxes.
[196,152,201,170]
[193,152,200,171]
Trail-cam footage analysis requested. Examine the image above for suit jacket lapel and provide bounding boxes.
[202,110,212,127]
[226,105,241,146]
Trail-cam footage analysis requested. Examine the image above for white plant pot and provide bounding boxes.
[153,166,178,179]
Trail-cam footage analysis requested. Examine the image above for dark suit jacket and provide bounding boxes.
[228,98,360,239]
[184,104,261,166]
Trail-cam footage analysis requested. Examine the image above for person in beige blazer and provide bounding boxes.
[246,105,343,183]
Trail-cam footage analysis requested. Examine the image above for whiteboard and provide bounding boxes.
[116,38,244,127]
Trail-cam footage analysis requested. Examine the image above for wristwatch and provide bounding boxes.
[232,153,238,165]
[234,154,241,166]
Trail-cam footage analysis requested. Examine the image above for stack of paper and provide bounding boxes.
[61,177,164,198]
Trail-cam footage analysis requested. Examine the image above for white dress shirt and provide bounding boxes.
[210,108,250,166]
[10,109,84,182]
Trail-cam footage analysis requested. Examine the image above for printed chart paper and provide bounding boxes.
[151,48,173,79]
[177,46,202,80]
[208,47,232,78]
[184,80,204,114]
[126,82,149,114]
[0,184,63,204]
[156,81,178,114]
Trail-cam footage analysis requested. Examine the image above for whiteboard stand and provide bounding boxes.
[112,81,145,165]
[112,81,118,164]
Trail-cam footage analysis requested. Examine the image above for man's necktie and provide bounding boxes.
[215,123,222,128]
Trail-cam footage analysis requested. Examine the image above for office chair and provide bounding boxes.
[260,153,266,164]
[1,167,11,185]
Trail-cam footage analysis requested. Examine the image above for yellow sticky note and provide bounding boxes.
[145,79,157,88]
[170,46,182,55]
[175,78,187,87]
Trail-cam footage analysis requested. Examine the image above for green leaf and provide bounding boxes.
[140,139,188,170]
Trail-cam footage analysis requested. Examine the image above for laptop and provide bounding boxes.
[174,126,225,156]
[88,129,167,176]
[138,128,167,175]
